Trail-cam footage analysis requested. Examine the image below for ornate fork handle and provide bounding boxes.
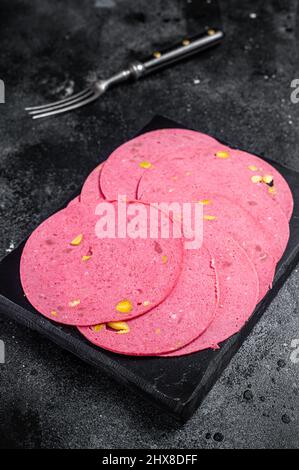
[135,30,223,78]
[102,30,224,89]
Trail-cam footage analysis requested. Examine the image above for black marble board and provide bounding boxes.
[0,115,298,422]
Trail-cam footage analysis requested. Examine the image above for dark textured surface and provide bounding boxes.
[0,0,298,449]
[1,114,299,425]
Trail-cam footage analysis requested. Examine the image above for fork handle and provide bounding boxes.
[129,29,224,79]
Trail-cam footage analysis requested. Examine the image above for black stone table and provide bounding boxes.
[0,0,298,448]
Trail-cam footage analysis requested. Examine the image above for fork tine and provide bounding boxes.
[28,89,94,115]
[31,92,99,119]
[25,88,91,111]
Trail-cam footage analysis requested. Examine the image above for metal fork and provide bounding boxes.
[25,30,224,119]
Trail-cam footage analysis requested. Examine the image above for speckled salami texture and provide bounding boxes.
[100,129,218,200]
[163,227,259,356]
[193,193,276,301]
[78,244,218,356]
[138,146,290,256]
[20,201,184,326]
[101,129,293,220]
[80,163,105,206]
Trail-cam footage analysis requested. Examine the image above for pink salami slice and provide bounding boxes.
[100,129,218,200]
[20,201,184,326]
[78,244,218,356]
[178,140,293,220]
[228,148,293,220]
[100,128,292,220]
[80,163,105,206]
[138,147,290,257]
[192,193,275,301]
[163,228,259,356]
[190,143,293,220]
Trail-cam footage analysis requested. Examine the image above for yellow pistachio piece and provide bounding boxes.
[82,255,92,262]
[70,234,83,246]
[139,160,152,169]
[162,255,168,264]
[207,29,216,36]
[69,299,80,307]
[108,321,130,334]
[153,51,161,58]
[51,310,58,317]
[268,186,277,195]
[262,174,273,184]
[248,165,258,171]
[155,328,161,335]
[93,324,104,332]
[116,299,133,314]
[251,175,262,183]
[204,215,217,221]
[215,150,230,159]
[198,199,211,205]
[143,300,151,307]
[182,39,190,46]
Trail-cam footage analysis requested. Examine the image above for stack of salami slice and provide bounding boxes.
[20,129,293,356]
